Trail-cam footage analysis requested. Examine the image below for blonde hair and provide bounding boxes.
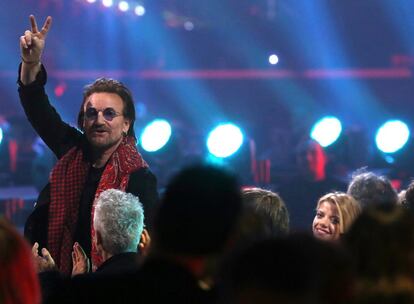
[316,192,361,234]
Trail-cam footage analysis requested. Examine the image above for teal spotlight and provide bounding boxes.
[140,119,172,152]
[310,116,342,147]
[207,123,244,158]
[0,127,2,145]
[376,120,410,153]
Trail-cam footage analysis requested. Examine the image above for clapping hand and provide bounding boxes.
[71,242,90,276]
[32,242,56,272]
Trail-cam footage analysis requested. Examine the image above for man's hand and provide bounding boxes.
[32,242,56,272]
[138,229,151,257]
[20,15,52,64]
[71,242,90,276]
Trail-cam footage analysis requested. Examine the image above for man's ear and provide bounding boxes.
[96,230,104,253]
[123,119,131,134]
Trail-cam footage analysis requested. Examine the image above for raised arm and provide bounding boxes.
[19,15,52,85]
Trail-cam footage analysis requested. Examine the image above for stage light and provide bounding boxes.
[0,127,3,145]
[86,0,97,3]
[118,1,129,12]
[207,123,244,158]
[268,54,279,65]
[184,21,194,31]
[134,5,145,16]
[102,0,113,8]
[310,116,342,147]
[376,120,410,153]
[140,119,172,152]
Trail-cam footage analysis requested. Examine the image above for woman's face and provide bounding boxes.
[312,201,341,241]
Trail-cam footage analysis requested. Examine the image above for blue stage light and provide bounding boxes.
[207,123,244,158]
[140,119,172,152]
[310,116,342,147]
[376,120,410,153]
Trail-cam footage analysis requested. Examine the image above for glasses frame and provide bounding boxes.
[84,107,123,122]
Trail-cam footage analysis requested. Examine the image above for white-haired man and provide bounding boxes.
[34,189,148,274]
[34,189,149,302]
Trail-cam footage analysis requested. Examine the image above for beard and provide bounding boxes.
[86,127,123,152]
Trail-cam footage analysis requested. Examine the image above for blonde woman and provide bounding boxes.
[312,192,361,241]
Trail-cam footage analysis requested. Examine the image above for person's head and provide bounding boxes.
[0,218,40,304]
[296,139,327,181]
[77,78,136,150]
[313,192,361,241]
[347,170,398,208]
[236,187,289,243]
[153,164,242,257]
[93,189,144,257]
[401,180,414,212]
[221,235,354,304]
[345,204,414,281]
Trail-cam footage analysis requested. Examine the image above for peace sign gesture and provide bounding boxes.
[20,15,52,65]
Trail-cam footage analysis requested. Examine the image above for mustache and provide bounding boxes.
[89,125,110,132]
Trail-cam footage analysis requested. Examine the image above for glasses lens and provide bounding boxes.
[85,108,98,120]
[103,108,118,121]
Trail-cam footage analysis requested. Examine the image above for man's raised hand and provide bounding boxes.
[20,15,52,65]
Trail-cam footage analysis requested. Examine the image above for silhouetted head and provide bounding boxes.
[153,164,242,256]
[296,139,327,181]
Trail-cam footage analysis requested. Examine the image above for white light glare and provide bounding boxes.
[102,0,113,7]
[135,5,146,16]
[118,1,129,11]
[86,0,97,3]
[310,116,342,147]
[269,54,279,65]
[140,119,172,152]
[207,123,244,158]
[376,120,410,153]
[184,21,194,31]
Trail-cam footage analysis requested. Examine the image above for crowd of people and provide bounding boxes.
[4,164,414,303]
[2,14,414,304]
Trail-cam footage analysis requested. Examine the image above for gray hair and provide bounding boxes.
[94,189,144,255]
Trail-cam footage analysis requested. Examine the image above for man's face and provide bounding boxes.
[83,92,130,151]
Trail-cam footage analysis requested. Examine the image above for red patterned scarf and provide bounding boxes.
[49,136,147,274]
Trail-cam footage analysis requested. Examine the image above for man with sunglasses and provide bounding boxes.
[18,15,158,274]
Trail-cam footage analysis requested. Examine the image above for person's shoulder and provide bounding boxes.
[127,167,158,201]
[129,167,157,183]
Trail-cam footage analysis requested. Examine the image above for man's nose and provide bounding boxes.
[95,111,106,124]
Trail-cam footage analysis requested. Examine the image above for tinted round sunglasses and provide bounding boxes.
[84,107,123,121]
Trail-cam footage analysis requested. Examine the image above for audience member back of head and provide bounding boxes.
[219,234,354,304]
[131,164,242,303]
[153,164,242,256]
[231,187,289,249]
[347,170,398,208]
[344,203,414,303]
[0,218,41,304]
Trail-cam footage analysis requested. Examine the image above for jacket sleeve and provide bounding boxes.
[126,167,159,230]
[17,64,82,159]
